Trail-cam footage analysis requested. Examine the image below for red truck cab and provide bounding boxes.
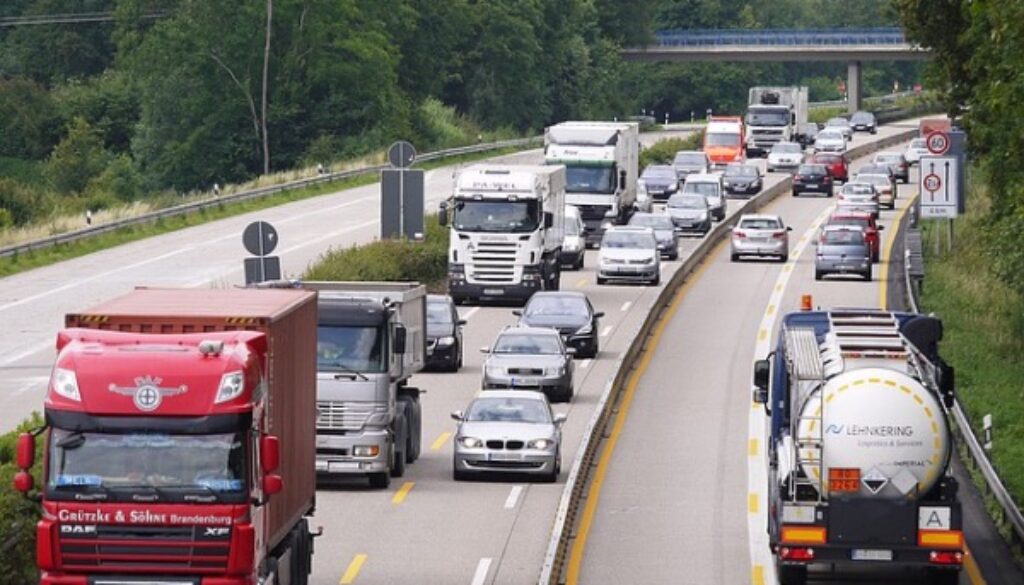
[13,288,318,585]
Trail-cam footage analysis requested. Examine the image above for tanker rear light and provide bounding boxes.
[828,467,860,493]
[928,551,964,566]
[919,529,964,550]
[778,546,815,562]
[800,294,813,311]
[781,525,827,545]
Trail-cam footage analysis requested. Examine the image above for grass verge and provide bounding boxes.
[0,145,530,279]
[918,179,1024,549]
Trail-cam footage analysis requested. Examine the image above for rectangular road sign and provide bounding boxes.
[381,169,425,240]
[919,155,959,218]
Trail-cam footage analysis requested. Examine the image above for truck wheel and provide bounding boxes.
[397,392,422,462]
[369,472,391,489]
[776,565,807,585]
[391,447,406,477]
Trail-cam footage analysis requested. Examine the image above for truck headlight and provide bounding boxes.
[437,336,456,347]
[216,371,245,403]
[459,436,484,449]
[51,368,81,402]
[528,438,554,450]
[353,445,380,457]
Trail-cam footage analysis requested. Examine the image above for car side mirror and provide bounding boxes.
[553,413,567,425]
[877,225,884,231]
[450,410,464,421]
[457,319,467,326]
[786,227,793,232]
[594,312,605,319]
[262,474,283,497]
[480,346,490,354]
[619,170,627,190]
[261,435,281,473]
[512,310,522,317]
[437,201,448,227]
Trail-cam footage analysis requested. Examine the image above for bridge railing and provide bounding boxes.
[653,27,908,47]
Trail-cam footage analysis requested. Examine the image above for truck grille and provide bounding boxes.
[317,401,374,431]
[59,524,230,574]
[470,241,517,283]
[575,205,611,221]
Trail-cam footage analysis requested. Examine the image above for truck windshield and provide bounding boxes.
[317,325,386,373]
[452,199,540,233]
[564,165,616,194]
[706,133,740,147]
[746,109,789,126]
[47,429,246,501]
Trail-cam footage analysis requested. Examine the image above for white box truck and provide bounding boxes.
[544,121,639,246]
[745,86,809,156]
[439,164,566,305]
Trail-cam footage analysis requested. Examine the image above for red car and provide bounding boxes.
[825,211,883,262]
[810,152,850,183]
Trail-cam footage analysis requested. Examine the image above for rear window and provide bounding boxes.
[822,230,864,245]
[739,218,781,230]
[829,217,869,230]
[771,143,802,154]
[814,154,840,163]
[675,153,706,164]
[798,164,826,174]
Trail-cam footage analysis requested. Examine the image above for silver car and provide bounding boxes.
[904,138,928,166]
[451,390,565,482]
[629,212,679,260]
[766,142,804,172]
[854,173,896,209]
[481,327,575,402]
[825,117,854,140]
[597,226,661,285]
[666,193,711,235]
[837,182,880,219]
[672,150,711,181]
[815,226,871,281]
[730,214,791,262]
[814,129,847,153]
[682,173,726,221]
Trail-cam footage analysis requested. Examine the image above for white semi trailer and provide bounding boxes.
[754,308,961,585]
[544,121,639,246]
[439,164,566,305]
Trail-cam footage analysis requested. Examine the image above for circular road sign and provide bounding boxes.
[923,173,942,193]
[388,141,416,169]
[926,131,950,155]
[243,220,278,256]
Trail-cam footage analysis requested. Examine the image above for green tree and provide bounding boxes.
[46,117,111,195]
[0,77,60,158]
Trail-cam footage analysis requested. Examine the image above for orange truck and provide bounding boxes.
[703,116,745,168]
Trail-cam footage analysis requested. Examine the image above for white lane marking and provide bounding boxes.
[747,204,833,585]
[12,376,48,396]
[0,247,196,315]
[280,220,378,255]
[504,485,524,509]
[580,359,592,369]
[0,341,52,368]
[600,326,612,338]
[620,301,631,311]
[470,558,492,585]
[461,307,480,321]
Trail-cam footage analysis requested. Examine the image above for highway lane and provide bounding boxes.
[570,125,1014,585]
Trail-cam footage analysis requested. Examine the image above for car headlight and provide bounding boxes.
[576,322,593,335]
[546,366,565,376]
[644,256,656,264]
[528,438,554,450]
[437,336,456,347]
[697,212,708,220]
[459,436,484,449]
[216,371,245,404]
[51,368,81,402]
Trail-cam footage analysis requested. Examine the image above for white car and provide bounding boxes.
[682,173,726,221]
[825,117,854,140]
[837,182,880,219]
[854,173,896,209]
[814,130,847,153]
[904,138,928,166]
[730,214,791,262]
[560,205,586,270]
[596,226,660,286]
[766,142,804,173]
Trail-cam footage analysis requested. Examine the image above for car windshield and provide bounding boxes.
[630,214,674,230]
[739,218,781,230]
[746,109,789,126]
[317,325,386,372]
[706,132,740,146]
[492,333,562,355]
[771,143,802,154]
[453,199,540,233]
[827,118,850,127]
[798,165,826,174]
[642,166,676,181]
[859,175,889,187]
[525,295,588,317]
[725,165,758,178]
[829,217,870,229]
[683,182,719,197]
[48,429,246,499]
[602,231,655,248]
[822,230,865,245]
[565,165,615,194]
[851,113,874,123]
[563,216,581,236]
[427,302,453,325]
[668,195,707,210]
[674,153,706,166]
[818,131,843,140]
[842,184,875,195]
[465,397,551,424]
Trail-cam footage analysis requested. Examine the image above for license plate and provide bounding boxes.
[511,377,538,387]
[851,549,893,562]
[328,462,361,472]
[806,183,817,189]
[488,452,522,462]
[483,288,504,296]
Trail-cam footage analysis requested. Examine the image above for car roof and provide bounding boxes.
[427,294,454,303]
[738,213,782,222]
[686,173,721,182]
[607,225,655,233]
[829,211,873,220]
[822,224,865,233]
[498,325,562,337]
[528,290,587,301]
[472,389,549,402]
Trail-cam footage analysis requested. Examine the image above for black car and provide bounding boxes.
[797,122,821,147]
[792,163,834,197]
[850,111,877,134]
[514,291,603,359]
[639,164,680,201]
[722,163,763,197]
[426,294,465,371]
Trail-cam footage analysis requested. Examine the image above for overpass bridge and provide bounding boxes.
[622,27,931,111]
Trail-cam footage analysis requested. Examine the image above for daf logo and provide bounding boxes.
[109,376,187,412]
[61,524,97,535]
[204,527,230,537]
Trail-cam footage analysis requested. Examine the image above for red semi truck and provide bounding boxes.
[11,287,318,585]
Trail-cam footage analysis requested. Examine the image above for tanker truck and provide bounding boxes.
[753,308,960,585]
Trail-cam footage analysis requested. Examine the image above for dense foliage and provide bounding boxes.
[0,413,44,584]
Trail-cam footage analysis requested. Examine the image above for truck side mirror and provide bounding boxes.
[939,362,955,408]
[544,212,554,229]
[261,435,281,474]
[13,471,33,494]
[393,325,407,354]
[437,202,448,227]
[753,359,770,392]
[16,432,35,469]
[619,170,627,190]
[262,474,283,497]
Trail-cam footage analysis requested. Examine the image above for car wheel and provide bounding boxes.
[369,472,391,489]
[815,270,824,281]
[596,276,606,285]
[872,251,880,263]
[651,273,660,286]
[542,454,560,483]
[780,253,788,263]
[730,253,739,262]
[864,269,873,282]
[792,191,799,197]
[453,466,470,482]
[577,254,585,270]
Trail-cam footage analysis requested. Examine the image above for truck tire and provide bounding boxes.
[391,412,407,478]
[397,391,422,463]
[369,471,391,489]
[776,564,807,585]
[288,520,312,585]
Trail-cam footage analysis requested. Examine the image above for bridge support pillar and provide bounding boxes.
[847,60,863,113]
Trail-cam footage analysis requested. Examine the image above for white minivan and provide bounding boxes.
[682,173,726,221]
[560,205,586,270]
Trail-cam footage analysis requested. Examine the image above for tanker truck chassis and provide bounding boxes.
[754,309,961,585]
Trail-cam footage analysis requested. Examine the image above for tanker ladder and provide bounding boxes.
[783,326,827,503]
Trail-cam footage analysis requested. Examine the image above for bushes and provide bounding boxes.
[304,216,449,291]
[639,132,703,171]
[0,413,44,585]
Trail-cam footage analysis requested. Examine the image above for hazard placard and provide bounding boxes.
[919,156,959,218]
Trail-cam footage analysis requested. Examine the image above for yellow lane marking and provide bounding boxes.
[565,241,724,585]
[766,304,775,316]
[752,564,766,585]
[758,328,768,341]
[748,438,759,457]
[576,278,587,289]
[775,283,783,292]
[748,493,759,513]
[391,482,414,505]
[431,431,452,451]
[879,192,916,310]
[965,545,987,585]
[339,554,368,584]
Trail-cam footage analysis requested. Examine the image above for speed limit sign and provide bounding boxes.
[926,131,950,155]
[923,173,941,193]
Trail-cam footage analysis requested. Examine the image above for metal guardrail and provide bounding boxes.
[538,125,920,585]
[902,200,1024,553]
[653,27,909,47]
[0,137,542,260]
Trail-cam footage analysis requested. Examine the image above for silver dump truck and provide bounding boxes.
[306,281,426,488]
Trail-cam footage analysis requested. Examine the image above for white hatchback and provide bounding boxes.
[597,226,660,286]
